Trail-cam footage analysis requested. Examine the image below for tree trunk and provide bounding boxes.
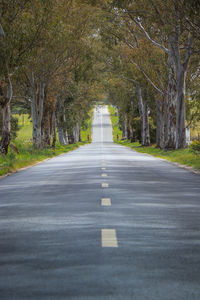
[170,31,193,149]
[73,123,80,143]
[0,102,11,154]
[129,119,136,143]
[143,100,150,146]
[0,76,13,154]
[79,127,81,142]
[30,74,45,149]
[127,120,131,140]
[57,128,66,145]
[164,44,176,149]
[51,111,56,148]
[136,85,150,146]
[156,99,164,148]
[42,109,51,147]
[122,114,128,139]
[130,125,136,142]
[176,66,186,149]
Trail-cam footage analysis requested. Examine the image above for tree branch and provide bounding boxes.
[183,34,194,70]
[132,61,164,95]
[133,18,169,54]
[120,75,140,86]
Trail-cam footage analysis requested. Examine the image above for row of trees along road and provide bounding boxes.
[97,0,200,149]
[0,0,105,154]
[0,0,200,154]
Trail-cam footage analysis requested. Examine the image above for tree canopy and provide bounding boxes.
[0,0,199,153]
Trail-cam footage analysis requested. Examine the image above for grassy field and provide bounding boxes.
[109,106,200,171]
[0,112,93,176]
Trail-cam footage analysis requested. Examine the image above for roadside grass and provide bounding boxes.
[0,112,93,176]
[108,105,200,171]
[108,106,122,142]
[81,110,93,142]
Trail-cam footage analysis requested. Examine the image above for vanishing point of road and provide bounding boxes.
[0,106,200,299]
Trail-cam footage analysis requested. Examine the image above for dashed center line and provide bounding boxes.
[101,198,111,206]
[101,173,107,177]
[102,183,109,188]
[101,229,118,247]
[101,167,106,170]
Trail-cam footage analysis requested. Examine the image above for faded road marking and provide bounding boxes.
[102,183,109,188]
[101,198,111,206]
[101,229,118,247]
[101,173,108,177]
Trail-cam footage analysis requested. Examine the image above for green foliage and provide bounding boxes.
[109,104,200,170]
[0,111,20,140]
[108,105,122,142]
[0,109,93,176]
[80,109,93,142]
[109,105,156,143]
[117,140,200,170]
[190,140,200,153]
[0,142,85,176]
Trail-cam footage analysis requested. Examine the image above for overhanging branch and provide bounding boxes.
[133,18,169,54]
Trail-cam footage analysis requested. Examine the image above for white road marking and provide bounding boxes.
[101,229,118,247]
[101,167,106,170]
[101,173,107,177]
[102,183,109,188]
[101,198,111,206]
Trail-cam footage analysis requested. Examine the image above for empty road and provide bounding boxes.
[0,105,200,299]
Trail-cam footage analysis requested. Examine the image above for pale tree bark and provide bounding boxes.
[176,65,187,148]
[57,119,68,145]
[127,119,130,140]
[122,114,128,139]
[156,99,164,148]
[56,100,69,145]
[143,99,150,146]
[51,111,56,148]
[30,73,45,149]
[63,128,69,145]
[133,16,194,149]
[136,85,150,146]
[172,33,193,149]
[121,76,150,145]
[170,10,194,149]
[57,128,68,145]
[42,97,51,148]
[164,42,177,149]
[73,123,80,143]
[128,120,136,142]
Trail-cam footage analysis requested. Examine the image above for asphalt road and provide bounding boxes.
[0,105,200,300]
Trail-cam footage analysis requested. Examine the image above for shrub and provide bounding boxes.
[190,140,200,152]
[0,110,19,140]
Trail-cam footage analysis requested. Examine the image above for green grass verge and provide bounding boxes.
[0,143,85,176]
[108,106,122,142]
[81,110,93,142]
[108,105,200,171]
[0,112,93,176]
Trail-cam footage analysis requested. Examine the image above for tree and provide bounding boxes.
[0,0,50,153]
[101,0,198,148]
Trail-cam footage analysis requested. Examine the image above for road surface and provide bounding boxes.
[0,105,200,299]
